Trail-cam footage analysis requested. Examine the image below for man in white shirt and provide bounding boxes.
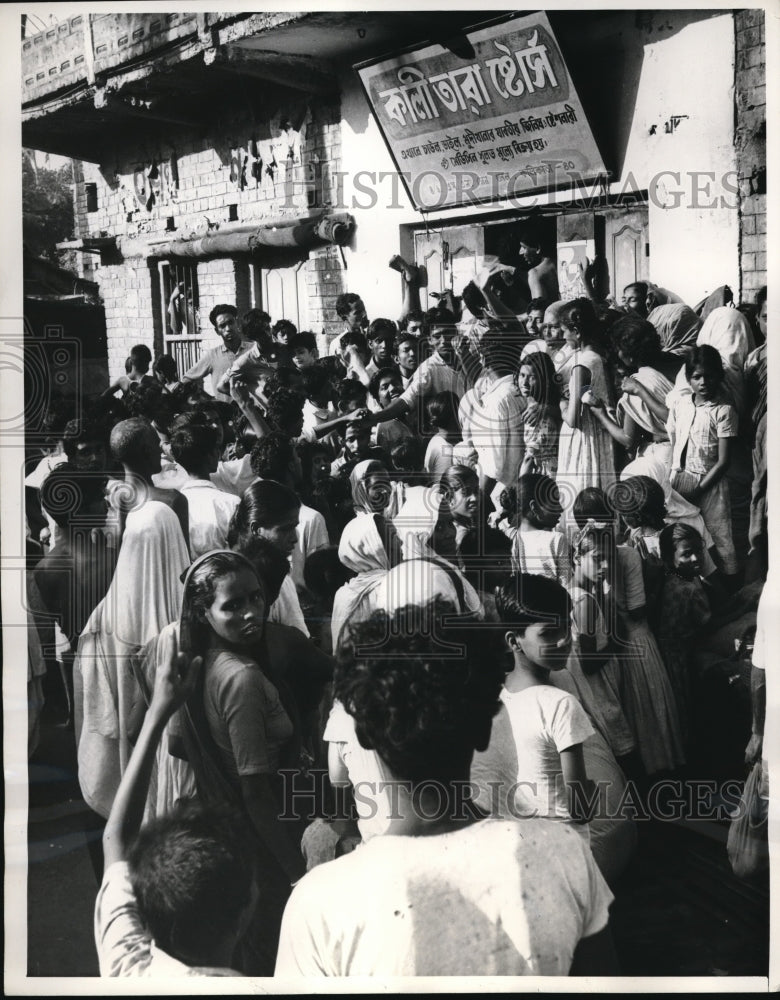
[181,304,252,398]
[275,604,616,977]
[326,292,369,358]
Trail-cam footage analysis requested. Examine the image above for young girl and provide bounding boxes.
[556,299,616,501]
[424,390,462,482]
[517,350,561,478]
[666,344,738,578]
[471,573,595,836]
[566,523,638,775]
[656,523,713,741]
[510,473,570,587]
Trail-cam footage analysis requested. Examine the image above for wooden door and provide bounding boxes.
[602,207,649,302]
[253,260,310,330]
[413,225,484,312]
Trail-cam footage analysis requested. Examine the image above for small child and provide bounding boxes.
[471,573,595,835]
[272,319,297,347]
[666,344,738,578]
[330,421,387,479]
[517,350,561,478]
[423,390,462,483]
[510,473,570,587]
[656,523,713,740]
[368,367,414,451]
[152,354,181,394]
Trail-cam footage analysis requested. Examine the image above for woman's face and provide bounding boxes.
[577,542,610,585]
[517,364,538,399]
[364,471,392,512]
[561,322,581,350]
[254,509,300,556]
[450,483,479,522]
[312,452,330,484]
[673,539,702,578]
[204,568,266,647]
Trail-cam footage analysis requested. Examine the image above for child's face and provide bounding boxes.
[406,319,424,337]
[394,339,418,375]
[450,484,479,521]
[689,365,719,401]
[577,542,610,585]
[256,510,300,556]
[673,539,702,578]
[364,471,392,512]
[369,337,392,364]
[514,621,572,671]
[293,347,317,370]
[377,373,402,409]
[344,425,370,458]
[311,451,331,484]
[517,364,538,399]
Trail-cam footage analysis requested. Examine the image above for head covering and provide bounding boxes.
[696,305,755,412]
[393,486,443,560]
[349,459,389,514]
[617,366,674,437]
[332,514,392,650]
[647,304,702,356]
[645,282,683,307]
[694,284,733,321]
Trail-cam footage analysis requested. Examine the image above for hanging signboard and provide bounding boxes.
[356,12,606,211]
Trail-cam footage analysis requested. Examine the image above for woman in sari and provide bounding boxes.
[74,501,189,821]
[646,303,701,357]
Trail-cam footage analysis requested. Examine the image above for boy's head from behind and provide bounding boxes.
[128,806,256,968]
[130,344,153,375]
[170,419,222,477]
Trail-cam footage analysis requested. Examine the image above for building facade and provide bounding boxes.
[21,9,767,383]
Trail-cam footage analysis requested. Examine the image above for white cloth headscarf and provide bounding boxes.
[617,366,674,438]
[74,501,189,818]
[331,513,391,651]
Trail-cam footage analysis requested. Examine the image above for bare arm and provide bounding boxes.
[561,366,590,429]
[622,376,669,424]
[587,402,641,452]
[693,438,732,497]
[560,744,595,823]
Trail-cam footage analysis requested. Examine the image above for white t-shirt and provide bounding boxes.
[268,574,310,636]
[275,817,613,977]
[491,686,594,820]
[291,503,329,594]
[323,699,395,841]
[511,527,572,587]
[423,434,455,482]
[178,479,239,557]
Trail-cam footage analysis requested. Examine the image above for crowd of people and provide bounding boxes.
[23,233,768,977]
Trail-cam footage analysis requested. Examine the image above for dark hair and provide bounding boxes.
[208,304,238,328]
[390,436,425,476]
[124,381,164,421]
[527,297,549,313]
[393,332,419,356]
[339,330,369,360]
[480,326,524,374]
[658,522,704,569]
[127,805,256,967]
[228,479,300,549]
[130,344,152,370]
[426,390,461,432]
[518,350,559,407]
[40,462,106,528]
[755,286,767,309]
[573,522,614,558]
[559,298,604,350]
[300,363,334,404]
[124,356,133,374]
[232,533,290,606]
[272,319,297,342]
[335,292,363,320]
[304,546,354,603]
[401,310,425,330]
[368,366,402,402]
[289,331,318,354]
[241,308,271,344]
[250,431,295,484]
[440,464,479,496]
[610,316,663,369]
[334,603,504,783]
[623,281,648,299]
[152,354,178,382]
[170,422,222,474]
[516,473,562,525]
[297,440,331,486]
[337,378,368,411]
[110,417,159,469]
[516,220,545,251]
[494,572,572,634]
[572,486,613,527]
[62,417,108,462]
[609,476,667,530]
[265,386,304,435]
[685,344,725,383]
[367,318,397,344]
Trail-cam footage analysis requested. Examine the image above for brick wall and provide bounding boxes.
[734,9,766,302]
[78,98,345,379]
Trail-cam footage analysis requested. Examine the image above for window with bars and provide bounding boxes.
[157,260,201,376]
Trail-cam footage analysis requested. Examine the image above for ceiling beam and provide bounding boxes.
[206,45,338,94]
